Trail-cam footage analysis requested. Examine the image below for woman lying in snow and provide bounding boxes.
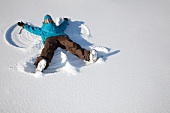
[17,14,97,72]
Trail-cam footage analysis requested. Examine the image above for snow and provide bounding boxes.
[0,0,170,113]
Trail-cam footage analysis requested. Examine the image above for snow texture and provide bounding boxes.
[0,0,170,113]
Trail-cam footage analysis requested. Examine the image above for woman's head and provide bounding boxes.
[44,14,53,24]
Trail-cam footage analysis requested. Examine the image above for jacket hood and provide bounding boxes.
[44,14,52,21]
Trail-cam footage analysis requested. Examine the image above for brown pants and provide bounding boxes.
[34,36,90,69]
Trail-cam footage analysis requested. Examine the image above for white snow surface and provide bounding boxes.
[0,0,170,113]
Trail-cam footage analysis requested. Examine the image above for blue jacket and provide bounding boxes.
[24,20,68,44]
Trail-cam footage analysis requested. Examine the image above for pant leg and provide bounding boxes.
[34,37,59,69]
[57,36,90,61]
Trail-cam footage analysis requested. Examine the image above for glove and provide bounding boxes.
[64,18,68,21]
[17,21,25,27]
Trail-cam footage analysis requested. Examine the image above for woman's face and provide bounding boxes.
[44,18,52,24]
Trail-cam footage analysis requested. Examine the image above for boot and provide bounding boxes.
[89,49,98,63]
[36,59,47,72]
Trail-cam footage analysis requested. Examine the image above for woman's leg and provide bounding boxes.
[34,37,59,69]
[57,36,90,61]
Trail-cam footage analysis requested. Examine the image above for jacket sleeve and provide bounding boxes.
[24,24,42,36]
[58,20,69,31]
